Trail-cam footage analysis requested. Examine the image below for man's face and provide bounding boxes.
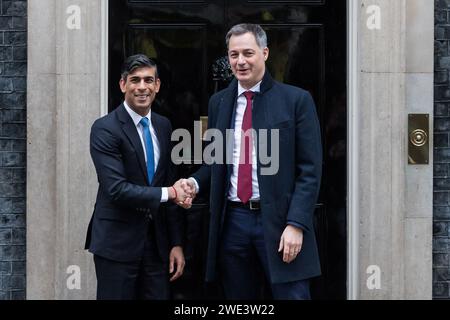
[119,66,160,116]
[228,32,269,89]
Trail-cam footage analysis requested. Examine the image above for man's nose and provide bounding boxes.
[237,54,246,64]
[138,79,147,89]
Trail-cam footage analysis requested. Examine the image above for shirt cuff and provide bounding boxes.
[188,177,199,193]
[161,187,169,203]
[287,220,307,232]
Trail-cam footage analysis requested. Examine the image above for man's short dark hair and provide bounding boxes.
[121,54,159,81]
[225,23,268,49]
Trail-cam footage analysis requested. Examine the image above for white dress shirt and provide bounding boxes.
[123,102,168,202]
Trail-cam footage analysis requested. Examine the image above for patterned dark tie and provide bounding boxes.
[237,91,254,204]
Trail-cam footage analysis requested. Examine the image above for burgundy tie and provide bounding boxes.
[237,91,254,204]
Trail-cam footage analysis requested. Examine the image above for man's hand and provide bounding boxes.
[172,179,197,209]
[278,225,304,264]
[169,180,195,209]
[180,179,196,197]
[169,246,185,282]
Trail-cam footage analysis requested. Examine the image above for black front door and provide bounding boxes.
[109,0,347,300]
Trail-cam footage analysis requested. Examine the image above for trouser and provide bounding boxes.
[94,224,169,300]
[219,206,311,300]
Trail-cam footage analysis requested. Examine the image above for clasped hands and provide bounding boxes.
[169,179,197,209]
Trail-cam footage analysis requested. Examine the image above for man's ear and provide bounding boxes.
[263,47,269,61]
[119,78,126,93]
[155,78,161,93]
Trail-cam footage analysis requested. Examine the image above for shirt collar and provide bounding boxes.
[238,81,262,97]
[123,101,152,127]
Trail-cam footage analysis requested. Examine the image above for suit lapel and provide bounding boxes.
[253,92,270,133]
[216,81,238,190]
[117,104,149,184]
[151,115,166,186]
[253,72,274,187]
[216,85,236,133]
[253,70,274,132]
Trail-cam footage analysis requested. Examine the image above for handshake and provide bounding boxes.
[168,179,197,209]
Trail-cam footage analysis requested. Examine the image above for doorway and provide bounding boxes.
[109,0,347,300]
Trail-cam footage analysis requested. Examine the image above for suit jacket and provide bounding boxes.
[85,104,183,263]
[192,72,322,283]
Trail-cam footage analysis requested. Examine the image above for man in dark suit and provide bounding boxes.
[181,24,322,300]
[85,54,190,300]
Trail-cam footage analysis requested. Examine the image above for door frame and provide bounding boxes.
[347,0,359,301]
[100,0,359,300]
[101,0,109,117]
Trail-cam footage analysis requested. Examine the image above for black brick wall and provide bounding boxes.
[435,0,450,301]
[0,0,26,300]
